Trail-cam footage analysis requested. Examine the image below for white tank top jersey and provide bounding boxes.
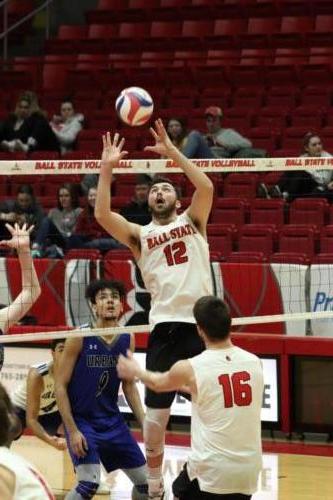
[0,446,55,499]
[188,346,264,495]
[138,212,213,327]
[11,362,58,416]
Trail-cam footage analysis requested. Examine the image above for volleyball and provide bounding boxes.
[115,87,154,126]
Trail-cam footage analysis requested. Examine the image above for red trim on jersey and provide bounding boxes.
[28,467,55,499]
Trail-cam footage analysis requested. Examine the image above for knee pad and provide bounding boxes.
[144,407,170,458]
[75,480,99,499]
[131,483,148,499]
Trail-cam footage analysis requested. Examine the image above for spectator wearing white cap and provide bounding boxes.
[205,106,252,158]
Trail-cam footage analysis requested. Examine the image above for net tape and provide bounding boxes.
[1,157,333,176]
[1,311,333,344]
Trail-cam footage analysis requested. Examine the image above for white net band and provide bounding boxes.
[2,310,333,344]
[2,157,333,176]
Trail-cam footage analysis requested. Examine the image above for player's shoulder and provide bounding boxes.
[234,346,261,363]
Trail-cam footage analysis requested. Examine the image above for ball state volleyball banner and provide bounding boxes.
[1,156,333,176]
[1,257,328,335]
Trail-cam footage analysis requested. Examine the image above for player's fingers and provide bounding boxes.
[126,349,133,359]
[102,134,106,148]
[112,132,119,147]
[149,127,159,141]
[144,146,157,153]
[4,223,14,234]
[27,225,34,234]
[118,137,125,150]
[119,151,129,159]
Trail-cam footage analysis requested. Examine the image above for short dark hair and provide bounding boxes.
[0,383,13,446]
[50,338,65,351]
[85,279,126,304]
[149,175,181,199]
[193,296,231,341]
[136,174,152,186]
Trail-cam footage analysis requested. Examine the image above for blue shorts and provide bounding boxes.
[14,406,62,438]
[67,415,146,472]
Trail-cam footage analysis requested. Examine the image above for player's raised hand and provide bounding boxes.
[0,223,34,251]
[101,132,128,166]
[144,118,175,157]
[117,350,140,381]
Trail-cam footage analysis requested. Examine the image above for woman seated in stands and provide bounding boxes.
[166,117,215,159]
[0,91,59,153]
[259,132,333,202]
[32,183,82,258]
[49,99,84,156]
[67,186,124,252]
[0,184,44,243]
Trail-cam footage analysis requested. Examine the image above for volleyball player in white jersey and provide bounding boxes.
[0,223,41,373]
[118,296,264,500]
[95,119,214,499]
[11,339,66,450]
[0,382,55,499]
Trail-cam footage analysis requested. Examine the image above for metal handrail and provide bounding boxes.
[0,0,54,60]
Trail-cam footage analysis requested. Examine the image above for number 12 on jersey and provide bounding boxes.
[218,371,252,408]
[164,241,188,266]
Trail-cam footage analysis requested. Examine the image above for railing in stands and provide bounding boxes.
[0,0,54,60]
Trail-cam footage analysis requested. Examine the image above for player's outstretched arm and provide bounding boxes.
[145,119,214,233]
[0,224,41,333]
[118,350,196,395]
[54,337,87,457]
[121,335,145,428]
[26,368,66,451]
[95,132,141,258]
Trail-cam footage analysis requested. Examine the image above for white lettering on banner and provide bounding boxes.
[310,265,333,337]
[2,347,279,423]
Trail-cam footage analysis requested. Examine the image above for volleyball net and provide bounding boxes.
[0,155,332,343]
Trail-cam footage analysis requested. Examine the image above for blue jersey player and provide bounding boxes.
[55,279,148,500]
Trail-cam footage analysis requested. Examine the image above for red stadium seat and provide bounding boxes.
[208,235,233,258]
[289,198,329,226]
[320,226,333,253]
[104,249,133,260]
[238,224,275,257]
[272,16,314,47]
[270,252,310,264]
[239,17,281,48]
[58,25,88,40]
[207,19,248,48]
[210,198,247,226]
[278,225,316,258]
[66,249,102,260]
[227,251,267,263]
[312,253,333,264]
[309,15,333,46]
[247,127,277,153]
[250,199,286,226]
[223,174,259,199]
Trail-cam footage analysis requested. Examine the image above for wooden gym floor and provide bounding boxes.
[12,436,333,499]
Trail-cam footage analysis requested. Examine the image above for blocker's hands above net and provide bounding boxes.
[0,223,34,251]
[144,118,176,157]
[101,131,128,166]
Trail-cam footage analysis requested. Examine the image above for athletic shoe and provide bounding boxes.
[96,481,111,495]
[257,183,270,199]
[269,185,283,198]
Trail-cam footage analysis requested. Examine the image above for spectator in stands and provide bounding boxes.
[120,174,152,225]
[167,117,215,158]
[0,91,59,153]
[50,99,84,156]
[204,106,254,158]
[258,132,333,201]
[31,183,82,258]
[68,186,124,252]
[0,185,44,241]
